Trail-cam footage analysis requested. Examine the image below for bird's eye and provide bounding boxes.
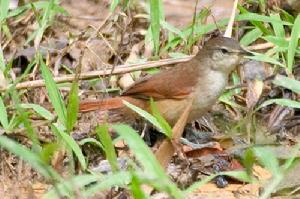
[220,48,229,54]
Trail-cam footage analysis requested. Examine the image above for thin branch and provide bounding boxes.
[224,0,239,38]
[0,57,192,91]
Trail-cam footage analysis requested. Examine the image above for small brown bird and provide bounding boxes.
[79,37,248,126]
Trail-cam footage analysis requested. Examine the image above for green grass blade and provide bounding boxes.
[150,0,161,55]
[257,98,300,110]
[20,103,54,121]
[161,21,186,41]
[287,14,300,73]
[39,55,67,125]
[273,75,300,94]
[270,13,285,37]
[0,96,9,129]
[43,174,103,199]
[96,124,119,172]
[262,36,288,48]
[78,138,103,149]
[51,124,87,170]
[240,28,263,46]
[131,172,149,199]
[247,53,284,67]
[149,98,172,138]
[123,100,169,137]
[83,172,131,197]
[34,0,53,48]
[253,147,280,176]
[0,0,9,22]
[0,135,60,180]
[66,82,79,132]
[110,0,120,12]
[112,124,183,199]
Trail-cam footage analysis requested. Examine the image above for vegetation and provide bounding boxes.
[0,0,300,198]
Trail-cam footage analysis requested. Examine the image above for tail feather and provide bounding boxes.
[79,97,125,112]
[79,96,146,112]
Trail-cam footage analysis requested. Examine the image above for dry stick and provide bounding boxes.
[155,101,193,169]
[224,0,239,38]
[0,57,192,91]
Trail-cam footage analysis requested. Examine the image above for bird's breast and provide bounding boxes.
[188,70,228,121]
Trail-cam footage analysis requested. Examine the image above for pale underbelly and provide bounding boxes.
[156,97,217,126]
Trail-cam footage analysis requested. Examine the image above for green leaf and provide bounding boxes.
[43,174,104,199]
[168,52,189,58]
[20,103,54,120]
[66,82,79,132]
[270,13,285,38]
[0,96,9,129]
[0,0,9,22]
[262,36,289,48]
[247,52,284,67]
[51,124,86,170]
[287,14,300,73]
[40,142,60,164]
[253,147,280,176]
[257,98,300,110]
[39,55,67,125]
[150,98,172,138]
[236,13,291,25]
[78,138,103,149]
[110,0,120,12]
[131,172,148,199]
[123,100,169,137]
[161,21,186,41]
[237,6,272,35]
[150,0,161,55]
[0,135,60,180]
[240,28,263,46]
[96,124,119,172]
[273,75,300,94]
[83,172,131,197]
[112,124,183,199]
[34,0,54,48]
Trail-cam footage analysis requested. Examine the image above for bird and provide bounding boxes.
[79,36,249,126]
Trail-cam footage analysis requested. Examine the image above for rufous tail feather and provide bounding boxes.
[79,96,145,112]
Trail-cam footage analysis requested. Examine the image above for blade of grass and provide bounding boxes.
[66,81,79,132]
[0,135,61,180]
[43,174,104,199]
[51,124,87,170]
[123,100,170,137]
[273,74,300,94]
[20,103,54,121]
[0,96,9,129]
[257,98,300,110]
[246,53,284,67]
[287,14,300,73]
[112,124,183,199]
[110,0,120,12]
[240,28,263,46]
[96,124,119,172]
[78,138,103,149]
[150,0,161,56]
[270,13,285,38]
[150,98,172,138]
[39,54,67,126]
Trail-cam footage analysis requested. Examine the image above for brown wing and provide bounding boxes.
[122,59,202,100]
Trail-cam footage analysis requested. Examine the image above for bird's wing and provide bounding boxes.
[122,60,201,100]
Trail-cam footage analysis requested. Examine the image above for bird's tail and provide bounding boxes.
[79,96,145,112]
